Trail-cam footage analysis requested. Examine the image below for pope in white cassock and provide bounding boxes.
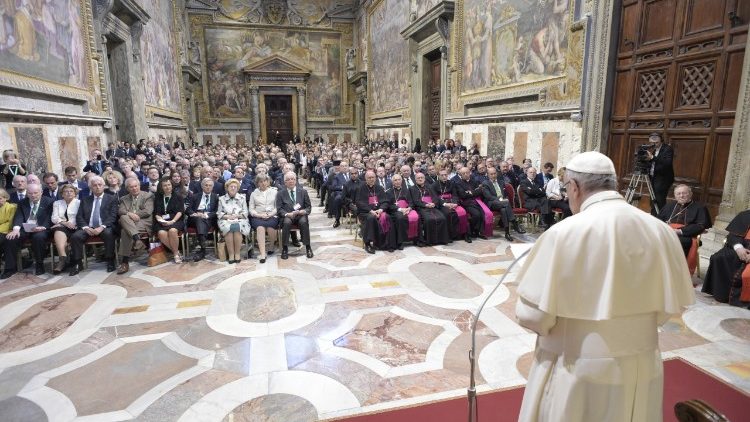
[515,151,695,421]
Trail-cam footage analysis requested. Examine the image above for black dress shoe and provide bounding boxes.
[69,263,83,276]
[464,235,473,243]
[192,250,205,262]
[281,247,289,260]
[415,241,426,247]
[504,232,514,241]
[397,244,404,250]
[332,220,340,228]
[106,261,116,272]
[477,234,488,240]
[512,222,526,234]
[35,264,45,276]
[306,246,314,258]
[364,244,375,254]
[247,249,254,259]
[291,240,302,248]
[259,258,266,264]
[1,270,16,279]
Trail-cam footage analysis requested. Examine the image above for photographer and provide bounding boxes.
[645,132,674,213]
[83,149,110,175]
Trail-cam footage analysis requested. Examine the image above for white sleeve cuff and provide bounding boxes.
[733,243,745,251]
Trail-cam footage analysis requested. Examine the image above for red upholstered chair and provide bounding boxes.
[516,185,541,229]
[82,235,118,269]
[185,226,218,255]
[505,184,530,227]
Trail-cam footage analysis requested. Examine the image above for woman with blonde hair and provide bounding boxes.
[217,178,251,263]
[103,169,125,197]
[0,188,17,259]
[50,184,80,274]
[248,174,278,263]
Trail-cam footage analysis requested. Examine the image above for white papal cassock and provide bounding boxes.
[515,190,694,422]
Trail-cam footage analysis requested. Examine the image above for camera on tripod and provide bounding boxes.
[633,144,654,174]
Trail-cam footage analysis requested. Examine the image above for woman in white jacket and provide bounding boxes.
[50,184,80,274]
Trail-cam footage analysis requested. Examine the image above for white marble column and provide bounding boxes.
[297,86,307,137]
[250,86,261,144]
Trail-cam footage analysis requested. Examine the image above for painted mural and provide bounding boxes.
[413,0,440,19]
[12,126,49,174]
[461,0,569,93]
[204,27,343,118]
[141,0,181,112]
[0,0,88,89]
[368,0,409,115]
[216,0,355,26]
[58,136,80,171]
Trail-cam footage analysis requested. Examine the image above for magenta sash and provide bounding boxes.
[421,196,433,204]
[397,199,419,239]
[440,193,468,234]
[475,199,494,237]
[369,195,390,233]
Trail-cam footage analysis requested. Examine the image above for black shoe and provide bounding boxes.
[106,261,116,272]
[34,264,45,276]
[415,241,426,247]
[365,244,375,254]
[512,221,526,234]
[281,247,289,260]
[69,262,83,276]
[1,270,16,279]
[306,246,314,258]
[464,235,473,243]
[247,249,254,259]
[397,244,404,250]
[259,258,266,263]
[332,220,340,228]
[192,250,205,262]
[477,234,488,240]
[291,240,301,248]
[505,232,514,241]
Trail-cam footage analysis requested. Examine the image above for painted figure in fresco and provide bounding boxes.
[465,8,491,89]
[11,0,38,61]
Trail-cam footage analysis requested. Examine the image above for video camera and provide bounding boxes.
[633,144,654,174]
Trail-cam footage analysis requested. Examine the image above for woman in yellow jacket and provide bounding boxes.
[0,188,18,260]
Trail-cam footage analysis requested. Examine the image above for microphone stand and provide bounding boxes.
[468,248,531,422]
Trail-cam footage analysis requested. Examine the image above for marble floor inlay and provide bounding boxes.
[0,184,748,421]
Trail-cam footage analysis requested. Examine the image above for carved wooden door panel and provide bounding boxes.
[607,0,749,218]
[429,58,441,142]
[265,95,293,146]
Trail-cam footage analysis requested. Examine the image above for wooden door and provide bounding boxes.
[607,0,749,219]
[429,58,442,142]
[265,95,293,147]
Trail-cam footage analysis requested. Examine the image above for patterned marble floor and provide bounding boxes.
[1,185,749,421]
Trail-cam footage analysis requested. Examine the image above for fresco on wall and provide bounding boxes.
[86,136,101,158]
[12,127,49,174]
[0,0,88,89]
[462,0,569,93]
[413,0,440,19]
[204,27,342,118]
[141,0,181,112]
[217,0,355,26]
[368,0,409,115]
[58,136,80,172]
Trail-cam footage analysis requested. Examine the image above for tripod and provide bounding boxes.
[624,170,659,214]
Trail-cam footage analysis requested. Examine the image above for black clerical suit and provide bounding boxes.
[356,183,394,251]
[328,172,348,221]
[386,185,415,246]
[658,200,712,256]
[71,193,119,265]
[519,177,554,226]
[702,210,750,307]
[276,185,312,248]
[3,196,54,271]
[434,179,462,240]
[454,176,486,238]
[410,184,450,245]
[343,178,362,215]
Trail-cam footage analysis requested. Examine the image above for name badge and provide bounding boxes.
[293,204,301,210]
[162,214,171,220]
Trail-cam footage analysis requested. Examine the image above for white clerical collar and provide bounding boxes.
[580,190,624,212]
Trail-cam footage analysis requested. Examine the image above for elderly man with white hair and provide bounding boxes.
[1,183,54,278]
[275,171,313,260]
[514,151,694,422]
[69,175,119,275]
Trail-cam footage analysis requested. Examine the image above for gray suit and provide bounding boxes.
[118,192,154,257]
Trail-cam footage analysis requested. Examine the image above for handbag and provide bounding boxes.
[147,243,168,266]
[216,239,227,261]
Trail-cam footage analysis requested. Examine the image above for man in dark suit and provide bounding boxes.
[454,167,487,241]
[519,167,554,228]
[424,165,439,186]
[9,175,27,204]
[60,166,89,199]
[276,172,313,259]
[375,166,392,190]
[187,178,219,261]
[658,184,712,256]
[481,167,525,241]
[342,167,362,218]
[83,149,109,175]
[329,162,350,228]
[646,132,675,214]
[42,172,63,200]
[535,162,555,188]
[399,165,416,189]
[69,176,119,275]
[1,183,54,278]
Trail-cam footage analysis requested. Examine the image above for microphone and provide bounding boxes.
[467,248,531,422]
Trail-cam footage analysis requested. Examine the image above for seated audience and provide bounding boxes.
[0,188,17,263]
[116,178,154,274]
[545,167,572,218]
[356,170,393,254]
[276,172,313,259]
[43,172,62,200]
[218,178,250,263]
[454,167,488,241]
[519,167,554,228]
[9,175,27,204]
[387,174,417,249]
[480,167,524,241]
[410,172,449,246]
[50,184,80,274]
[154,176,185,264]
[69,176,118,275]
[249,174,278,263]
[2,183,53,278]
[702,209,750,308]
[187,178,218,262]
[658,184,712,257]
[103,169,125,197]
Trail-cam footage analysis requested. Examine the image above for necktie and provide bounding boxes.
[204,194,209,209]
[31,202,38,219]
[290,189,296,204]
[91,196,101,227]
